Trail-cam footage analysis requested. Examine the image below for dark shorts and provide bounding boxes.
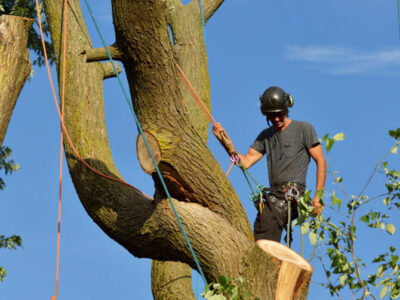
[253,194,298,242]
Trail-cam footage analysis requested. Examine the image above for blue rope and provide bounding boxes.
[198,0,205,35]
[83,0,207,285]
[398,0,400,40]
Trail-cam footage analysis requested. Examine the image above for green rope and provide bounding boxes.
[244,168,260,187]
[83,0,207,285]
[241,168,255,195]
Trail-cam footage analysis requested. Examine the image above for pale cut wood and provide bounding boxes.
[137,131,162,174]
[256,240,313,300]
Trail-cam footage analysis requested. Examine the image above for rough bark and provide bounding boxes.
[151,260,196,300]
[0,15,33,146]
[40,0,313,299]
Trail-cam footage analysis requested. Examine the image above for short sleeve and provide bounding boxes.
[251,130,268,154]
[303,122,320,149]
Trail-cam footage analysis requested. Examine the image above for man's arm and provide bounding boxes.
[309,144,327,214]
[212,123,263,169]
[240,148,263,169]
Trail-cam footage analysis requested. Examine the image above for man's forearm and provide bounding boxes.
[315,159,327,200]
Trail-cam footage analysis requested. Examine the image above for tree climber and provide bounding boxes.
[212,86,326,245]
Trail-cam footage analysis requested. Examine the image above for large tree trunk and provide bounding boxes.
[41,0,313,299]
[0,15,33,146]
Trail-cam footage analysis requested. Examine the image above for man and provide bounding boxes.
[213,86,326,245]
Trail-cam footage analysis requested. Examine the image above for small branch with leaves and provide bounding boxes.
[294,128,400,299]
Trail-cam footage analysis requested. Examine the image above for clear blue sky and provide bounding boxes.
[1,0,399,299]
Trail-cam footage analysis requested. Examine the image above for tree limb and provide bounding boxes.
[0,15,33,146]
[101,62,122,79]
[198,0,225,22]
[113,0,253,239]
[83,44,124,62]
[151,261,196,300]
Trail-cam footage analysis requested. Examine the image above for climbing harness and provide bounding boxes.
[246,178,303,247]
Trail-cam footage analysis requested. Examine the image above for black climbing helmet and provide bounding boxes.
[259,86,294,115]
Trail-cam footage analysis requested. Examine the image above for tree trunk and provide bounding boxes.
[0,15,33,146]
[40,0,313,299]
[151,260,196,300]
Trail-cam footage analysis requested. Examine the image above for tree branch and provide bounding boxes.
[83,44,124,62]
[101,62,122,79]
[200,0,225,22]
[151,260,196,300]
[113,0,253,239]
[0,15,33,146]
[43,0,250,278]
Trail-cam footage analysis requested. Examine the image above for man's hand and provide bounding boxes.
[212,122,226,141]
[312,194,323,215]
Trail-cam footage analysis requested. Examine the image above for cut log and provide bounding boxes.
[136,131,162,174]
[256,240,313,300]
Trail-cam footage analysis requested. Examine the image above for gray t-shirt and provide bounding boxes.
[251,120,319,187]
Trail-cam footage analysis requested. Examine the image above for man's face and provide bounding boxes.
[266,112,287,129]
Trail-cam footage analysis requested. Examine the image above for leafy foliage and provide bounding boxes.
[202,276,259,300]
[0,236,22,282]
[0,146,19,190]
[0,0,55,66]
[295,129,400,299]
[0,146,22,282]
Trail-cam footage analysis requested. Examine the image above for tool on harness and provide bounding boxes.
[249,183,302,247]
[248,184,267,216]
[284,183,301,247]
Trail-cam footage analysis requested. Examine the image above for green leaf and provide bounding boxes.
[331,191,342,208]
[386,223,396,235]
[218,275,231,288]
[322,134,330,143]
[389,129,400,139]
[339,274,347,286]
[325,138,334,153]
[332,133,345,141]
[380,285,388,299]
[336,176,343,183]
[301,222,310,235]
[0,267,6,282]
[390,144,398,155]
[309,231,317,245]
[231,286,239,300]
[360,215,369,224]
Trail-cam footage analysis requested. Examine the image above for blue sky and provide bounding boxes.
[1,0,399,299]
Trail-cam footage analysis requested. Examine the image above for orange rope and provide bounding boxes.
[50,0,68,298]
[34,2,154,298]
[34,2,152,201]
[175,64,217,126]
[175,63,238,175]
[34,4,237,295]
